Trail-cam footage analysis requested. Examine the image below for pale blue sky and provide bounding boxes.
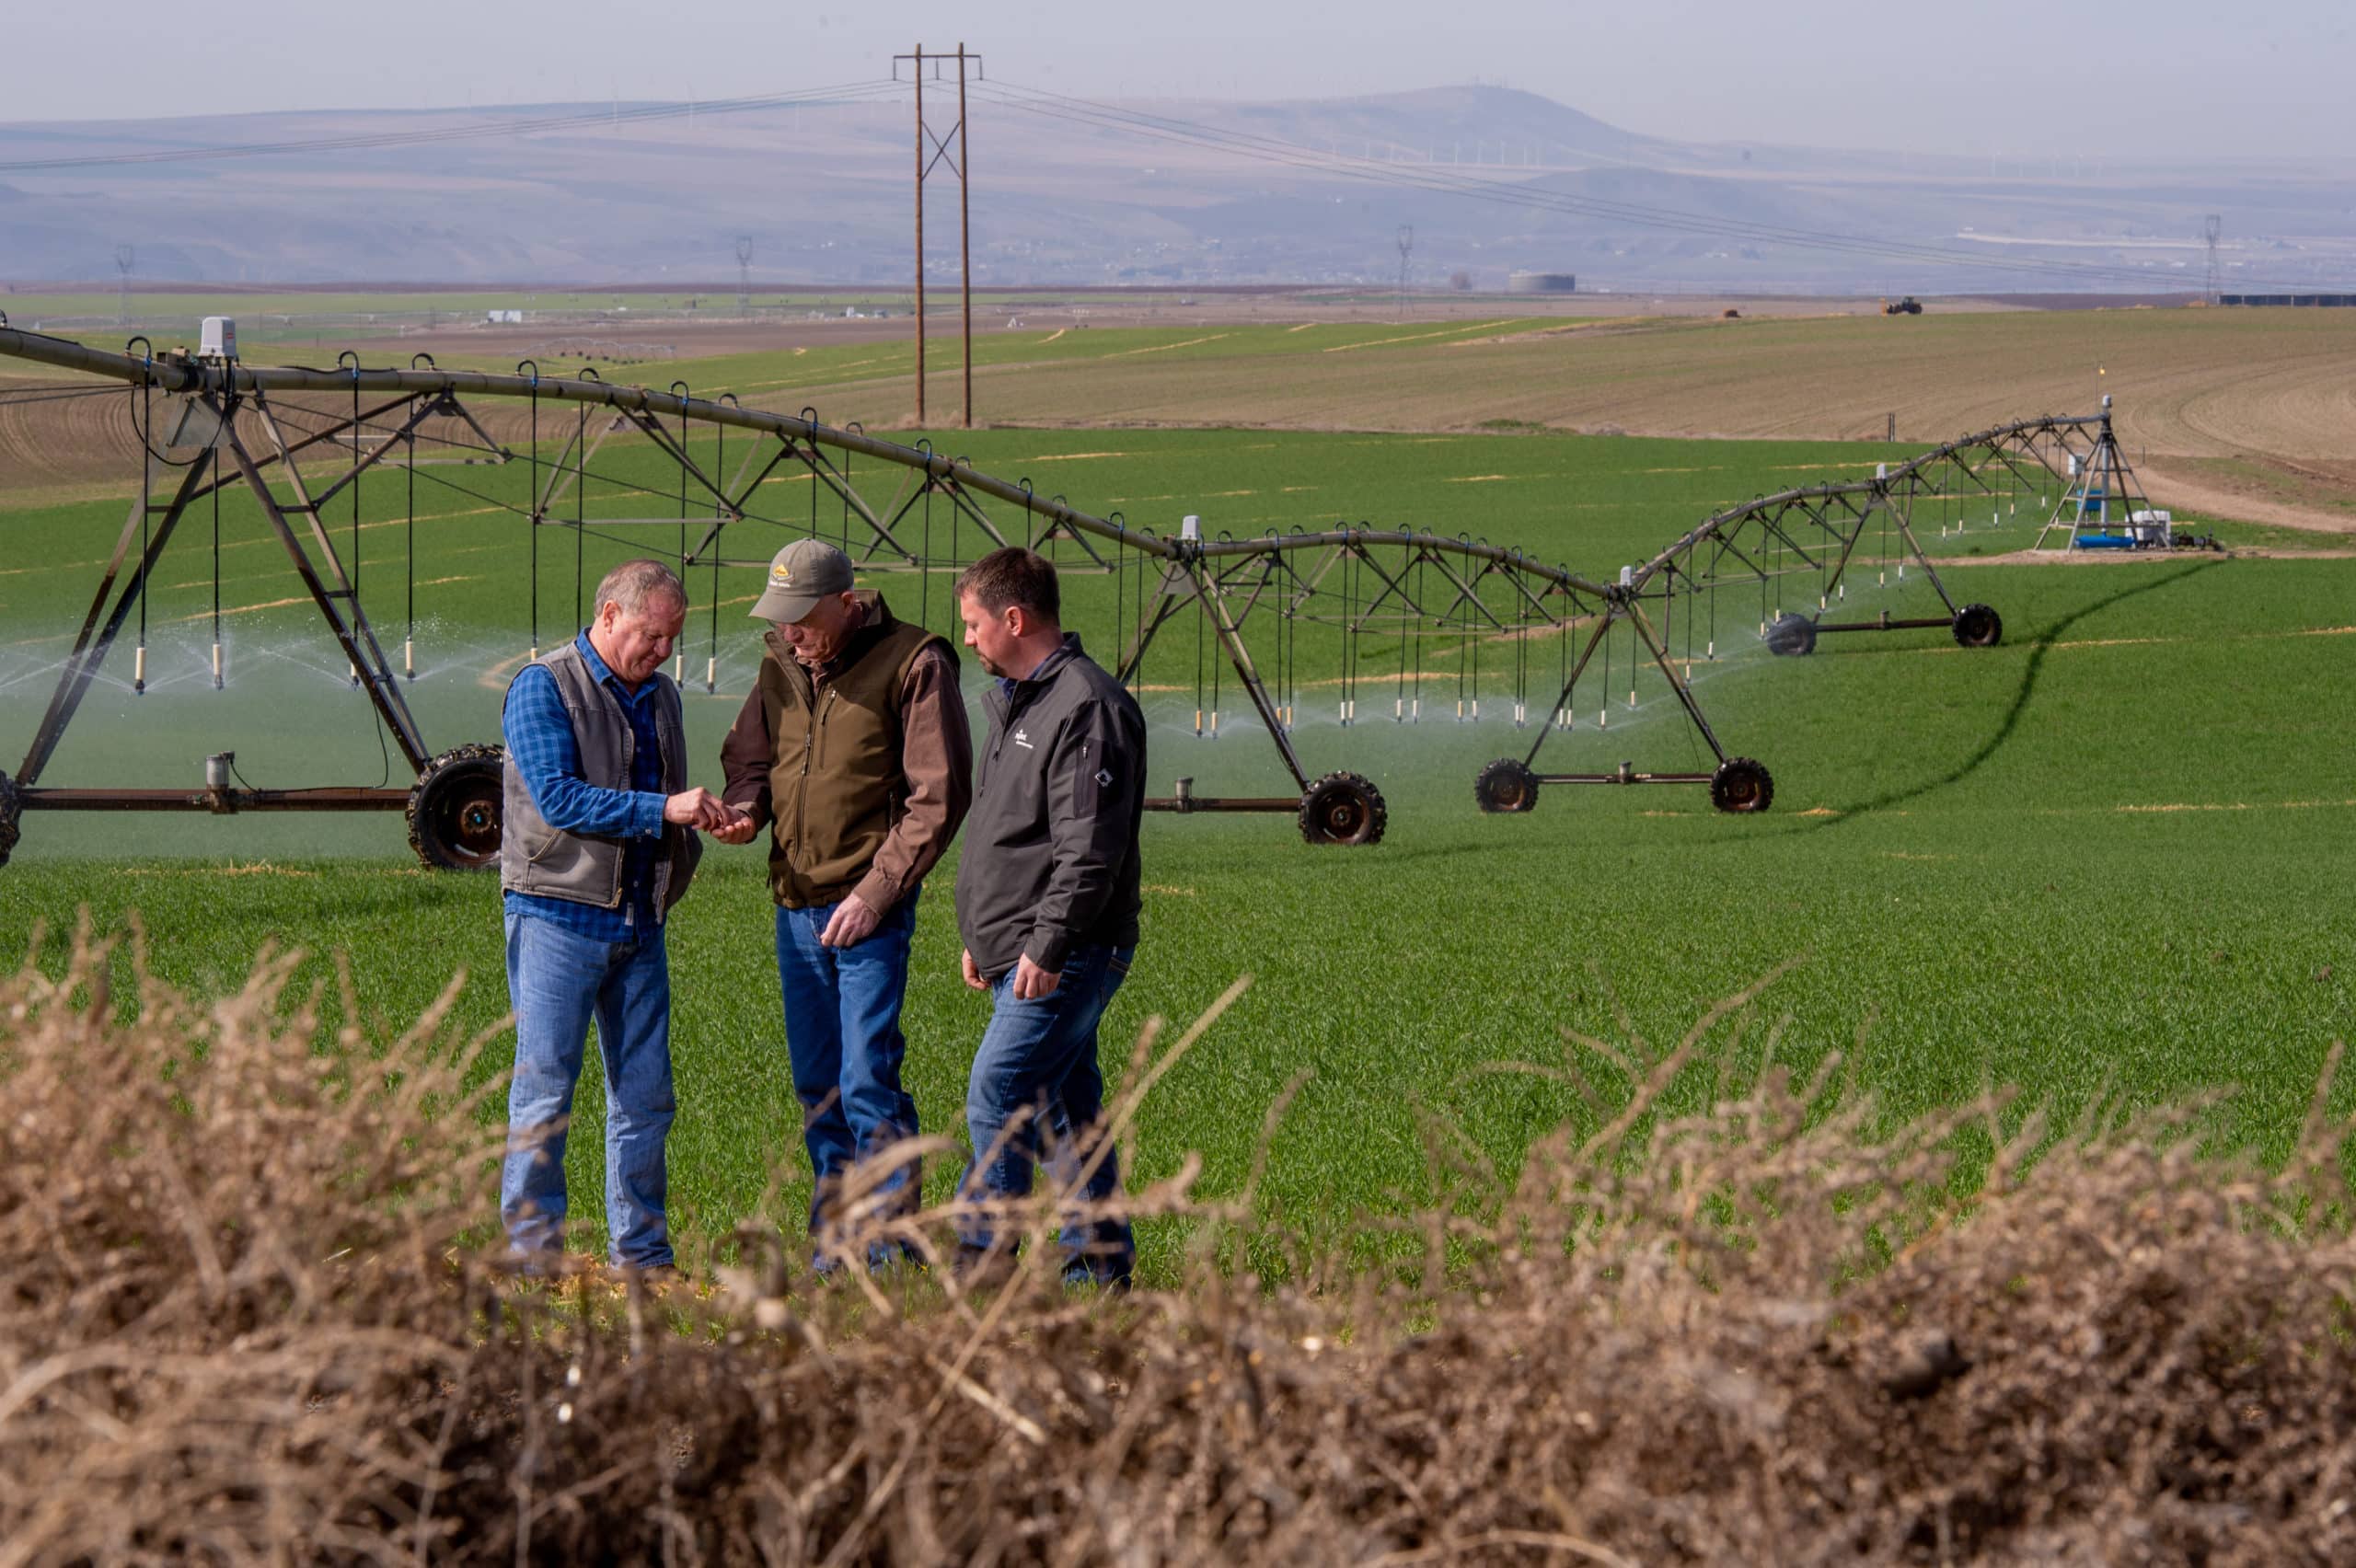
[9,0,2348,160]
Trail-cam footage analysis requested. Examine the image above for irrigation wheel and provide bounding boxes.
[408,744,506,871]
[1708,756,1775,815]
[1298,771,1388,847]
[1473,757,1540,814]
[1764,612,1819,657]
[0,769,19,870]
[1952,603,2004,649]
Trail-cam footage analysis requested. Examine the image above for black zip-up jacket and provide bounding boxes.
[956,634,1147,981]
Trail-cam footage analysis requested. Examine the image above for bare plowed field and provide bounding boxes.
[844,308,2352,453]
[728,309,2356,530]
[10,306,2354,526]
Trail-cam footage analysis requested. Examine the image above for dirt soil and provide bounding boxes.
[2141,455,2356,536]
[10,300,2356,531]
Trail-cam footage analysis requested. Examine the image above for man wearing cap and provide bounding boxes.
[716,539,972,1268]
[500,558,732,1276]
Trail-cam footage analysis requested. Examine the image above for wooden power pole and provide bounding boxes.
[895,43,983,429]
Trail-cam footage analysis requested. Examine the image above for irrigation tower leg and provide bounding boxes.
[15,441,220,790]
[1888,494,1962,616]
[1624,599,1729,764]
[223,414,432,773]
[1189,561,1311,791]
[1519,609,1616,770]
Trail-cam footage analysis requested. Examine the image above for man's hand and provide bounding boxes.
[710,806,760,846]
[1011,953,1061,1000]
[817,892,882,949]
[663,787,734,832]
[961,949,988,991]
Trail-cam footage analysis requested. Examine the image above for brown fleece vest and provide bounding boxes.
[760,612,946,908]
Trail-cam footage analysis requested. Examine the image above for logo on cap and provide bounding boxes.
[771,561,794,584]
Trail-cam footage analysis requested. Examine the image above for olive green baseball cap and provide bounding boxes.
[750,538,856,622]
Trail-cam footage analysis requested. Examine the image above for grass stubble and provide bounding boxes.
[6,916,2354,1564]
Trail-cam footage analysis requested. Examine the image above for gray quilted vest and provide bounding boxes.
[500,640,701,916]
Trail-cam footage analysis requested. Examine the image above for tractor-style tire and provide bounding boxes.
[1298,771,1388,847]
[408,744,506,871]
[0,769,19,870]
[1765,613,1819,657]
[1709,756,1775,815]
[1473,757,1540,814]
[1952,603,2004,649]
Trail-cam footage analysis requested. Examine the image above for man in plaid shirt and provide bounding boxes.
[500,559,735,1276]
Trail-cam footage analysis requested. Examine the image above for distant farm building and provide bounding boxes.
[1507,271,1578,294]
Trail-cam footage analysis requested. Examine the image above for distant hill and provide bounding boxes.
[3,86,2350,294]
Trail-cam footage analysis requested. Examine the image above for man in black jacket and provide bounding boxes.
[952,548,1146,1286]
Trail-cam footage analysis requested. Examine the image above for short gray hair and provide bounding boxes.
[593,559,687,617]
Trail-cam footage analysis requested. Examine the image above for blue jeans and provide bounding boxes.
[776,892,922,1263]
[501,910,675,1268]
[958,943,1138,1285]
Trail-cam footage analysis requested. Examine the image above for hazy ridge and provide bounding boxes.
[3,85,2350,293]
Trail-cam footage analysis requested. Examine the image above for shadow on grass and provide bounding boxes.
[1783,558,2223,834]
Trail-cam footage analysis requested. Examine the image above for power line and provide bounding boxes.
[976,80,2174,288]
[0,79,905,173]
[975,79,2164,287]
[0,383,124,408]
[974,79,2318,293]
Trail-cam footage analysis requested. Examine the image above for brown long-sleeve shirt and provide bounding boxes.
[719,595,973,913]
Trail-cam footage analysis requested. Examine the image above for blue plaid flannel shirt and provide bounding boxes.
[502,630,673,942]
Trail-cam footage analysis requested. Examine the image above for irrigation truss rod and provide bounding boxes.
[1628,409,2108,591]
[0,325,1614,599]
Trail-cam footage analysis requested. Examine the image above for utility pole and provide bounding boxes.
[1395,225,1415,322]
[895,42,983,428]
[735,235,754,312]
[958,42,974,430]
[913,53,927,422]
[2202,214,2223,305]
[114,244,133,329]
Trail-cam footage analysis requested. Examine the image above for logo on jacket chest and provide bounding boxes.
[1012,727,1034,750]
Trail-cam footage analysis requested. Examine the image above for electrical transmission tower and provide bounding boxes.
[2202,214,2223,304]
[1395,225,1415,321]
[735,235,754,312]
[895,41,982,428]
[114,244,133,328]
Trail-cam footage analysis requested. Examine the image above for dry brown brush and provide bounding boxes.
[4,919,2354,1565]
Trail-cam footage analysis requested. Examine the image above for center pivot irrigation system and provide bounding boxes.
[0,322,2123,869]
[1467,397,2144,815]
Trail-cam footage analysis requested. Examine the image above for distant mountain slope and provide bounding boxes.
[2,86,2349,292]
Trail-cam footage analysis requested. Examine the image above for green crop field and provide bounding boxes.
[4,414,2351,1282]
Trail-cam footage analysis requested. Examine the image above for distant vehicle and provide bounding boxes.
[1882,296,1924,316]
